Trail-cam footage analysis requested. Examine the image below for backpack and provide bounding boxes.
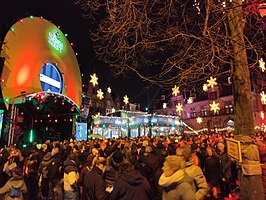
[9,187,21,198]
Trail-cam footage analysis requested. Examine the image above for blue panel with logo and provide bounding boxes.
[40,63,63,93]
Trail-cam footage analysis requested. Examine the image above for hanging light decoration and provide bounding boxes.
[259,58,265,72]
[210,101,220,113]
[90,73,98,87]
[175,103,183,114]
[123,95,129,104]
[207,76,217,88]
[196,117,203,124]
[107,87,112,94]
[172,85,180,96]
[97,89,104,100]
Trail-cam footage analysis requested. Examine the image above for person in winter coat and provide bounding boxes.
[47,146,63,200]
[217,142,232,198]
[0,167,27,200]
[83,157,110,200]
[0,149,10,188]
[109,161,152,200]
[104,150,123,188]
[158,155,196,200]
[204,147,222,199]
[38,152,52,200]
[139,146,162,199]
[64,153,79,200]
[176,145,209,200]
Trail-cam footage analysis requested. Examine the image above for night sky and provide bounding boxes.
[0,0,159,111]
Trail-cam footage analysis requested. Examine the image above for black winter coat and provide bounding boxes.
[109,169,152,200]
[83,166,109,200]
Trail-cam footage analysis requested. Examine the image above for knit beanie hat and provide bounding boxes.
[165,155,185,172]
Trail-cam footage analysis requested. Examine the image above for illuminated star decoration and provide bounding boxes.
[259,58,265,72]
[172,85,180,96]
[203,84,208,92]
[97,89,104,100]
[111,108,116,113]
[261,111,265,120]
[207,76,217,88]
[187,97,193,104]
[196,117,203,124]
[107,87,112,94]
[175,103,183,114]
[210,101,220,113]
[123,95,129,104]
[261,91,266,104]
[90,73,98,87]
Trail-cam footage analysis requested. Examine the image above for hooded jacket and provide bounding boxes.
[159,169,196,200]
[109,169,152,200]
[185,159,209,200]
[0,177,27,200]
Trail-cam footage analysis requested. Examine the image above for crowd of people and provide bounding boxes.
[0,131,265,200]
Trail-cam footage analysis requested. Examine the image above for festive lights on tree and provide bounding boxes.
[172,85,180,96]
[123,95,129,105]
[196,117,203,124]
[261,91,266,104]
[210,101,220,113]
[97,89,104,100]
[259,58,265,72]
[90,73,99,87]
[175,103,183,114]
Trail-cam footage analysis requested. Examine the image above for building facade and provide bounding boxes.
[154,83,263,132]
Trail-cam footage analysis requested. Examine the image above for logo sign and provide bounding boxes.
[40,63,63,93]
[226,138,242,162]
[48,29,64,53]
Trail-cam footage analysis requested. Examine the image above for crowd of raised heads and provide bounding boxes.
[0,131,265,200]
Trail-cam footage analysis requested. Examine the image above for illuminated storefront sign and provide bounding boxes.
[48,29,64,53]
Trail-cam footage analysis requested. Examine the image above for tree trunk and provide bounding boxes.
[228,1,264,199]
[228,0,254,136]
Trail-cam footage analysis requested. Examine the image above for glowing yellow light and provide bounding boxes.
[107,87,112,94]
[111,108,116,113]
[259,58,265,72]
[196,117,203,124]
[163,103,167,109]
[90,73,98,87]
[261,111,265,120]
[187,97,193,104]
[172,85,180,96]
[210,101,220,113]
[97,89,104,100]
[261,91,266,104]
[123,95,129,104]
[207,76,217,88]
[176,103,183,114]
[203,84,208,92]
